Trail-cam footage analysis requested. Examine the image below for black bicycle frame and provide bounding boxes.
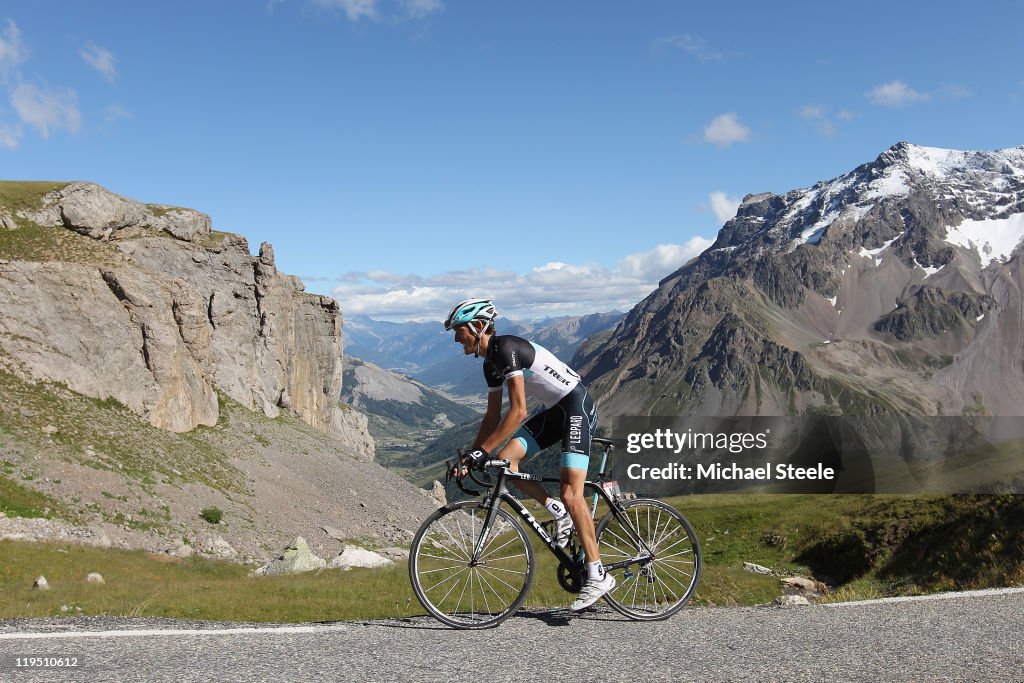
[469,464,657,576]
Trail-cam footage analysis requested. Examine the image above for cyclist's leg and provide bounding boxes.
[560,464,599,560]
[557,386,600,561]
[500,413,554,505]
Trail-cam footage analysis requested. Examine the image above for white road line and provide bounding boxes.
[3,587,1023,640]
[820,586,1024,607]
[0,624,352,641]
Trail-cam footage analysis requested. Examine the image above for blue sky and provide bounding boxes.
[2,1,1022,320]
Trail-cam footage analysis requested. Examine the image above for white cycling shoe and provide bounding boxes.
[570,574,616,611]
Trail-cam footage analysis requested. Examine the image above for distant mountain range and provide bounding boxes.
[578,142,1024,421]
[340,355,481,466]
[345,311,624,398]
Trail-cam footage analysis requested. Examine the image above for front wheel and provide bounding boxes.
[409,500,535,629]
[595,499,701,620]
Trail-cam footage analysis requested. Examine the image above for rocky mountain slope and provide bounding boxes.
[0,182,439,559]
[340,355,480,463]
[580,143,1024,420]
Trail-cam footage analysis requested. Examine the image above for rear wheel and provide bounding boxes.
[409,501,534,629]
[595,499,701,620]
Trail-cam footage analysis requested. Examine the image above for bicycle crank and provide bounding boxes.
[556,561,583,593]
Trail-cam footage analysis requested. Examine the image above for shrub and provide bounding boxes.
[200,507,223,525]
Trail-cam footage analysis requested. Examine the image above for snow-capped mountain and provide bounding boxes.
[580,142,1024,418]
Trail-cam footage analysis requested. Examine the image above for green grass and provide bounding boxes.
[0,370,247,500]
[0,476,69,519]
[2,494,1020,621]
[0,181,127,265]
[0,541,421,622]
[0,216,125,265]
[0,181,67,215]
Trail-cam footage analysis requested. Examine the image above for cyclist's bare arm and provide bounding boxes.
[479,374,527,454]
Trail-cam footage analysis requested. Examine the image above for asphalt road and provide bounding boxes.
[1,589,1022,683]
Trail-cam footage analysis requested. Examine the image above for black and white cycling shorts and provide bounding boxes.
[512,384,597,471]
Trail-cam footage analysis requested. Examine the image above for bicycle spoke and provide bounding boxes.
[436,519,473,562]
[473,568,494,616]
[453,565,473,617]
[650,510,672,549]
[480,518,512,555]
[418,563,468,575]
[481,564,530,578]
[652,564,689,596]
[423,564,469,593]
[478,534,520,561]
[476,565,519,601]
[600,526,644,558]
[656,546,697,562]
[482,551,528,564]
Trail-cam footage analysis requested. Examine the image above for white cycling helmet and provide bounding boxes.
[444,298,497,357]
[444,298,497,331]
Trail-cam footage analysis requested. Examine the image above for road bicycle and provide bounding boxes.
[409,437,701,629]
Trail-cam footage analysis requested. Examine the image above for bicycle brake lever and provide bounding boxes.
[445,455,481,496]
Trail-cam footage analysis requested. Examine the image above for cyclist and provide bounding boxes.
[445,298,615,610]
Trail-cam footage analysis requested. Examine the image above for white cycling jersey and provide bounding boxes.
[483,335,581,407]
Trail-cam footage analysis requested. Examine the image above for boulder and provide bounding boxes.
[33,576,49,590]
[773,595,811,607]
[255,537,327,576]
[20,182,211,243]
[328,546,393,571]
[430,480,447,507]
[194,534,238,559]
[376,547,410,562]
[85,572,105,585]
[782,576,829,598]
[743,562,773,575]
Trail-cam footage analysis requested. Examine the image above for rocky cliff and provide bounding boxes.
[580,143,1024,420]
[0,182,360,440]
[0,182,444,560]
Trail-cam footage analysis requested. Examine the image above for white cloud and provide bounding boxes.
[867,80,930,107]
[703,112,750,148]
[399,0,443,19]
[312,0,378,21]
[310,0,442,21]
[654,33,724,62]
[709,191,741,225]
[80,42,117,82]
[617,238,712,280]
[10,83,81,138]
[328,238,715,321]
[799,104,837,138]
[799,105,825,119]
[0,121,21,149]
[104,103,132,123]
[0,19,28,83]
